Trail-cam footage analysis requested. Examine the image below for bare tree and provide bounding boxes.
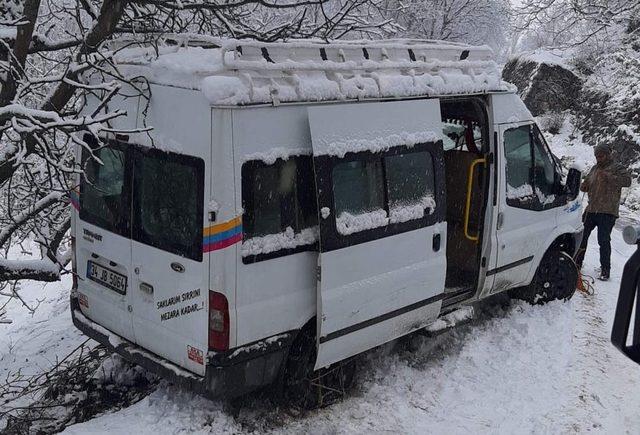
[0,0,512,314]
[377,0,511,51]
[0,0,398,312]
[513,0,640,47]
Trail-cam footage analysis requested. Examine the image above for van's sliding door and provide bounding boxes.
[308,100,447,369]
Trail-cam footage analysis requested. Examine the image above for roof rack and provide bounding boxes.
[110,35,509,106]
[220,38,494,73]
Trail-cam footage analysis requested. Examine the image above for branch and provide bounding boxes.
[0,259,60,282]
[0,192,64,248]
[45,217,71,265]
[132,0,327,11]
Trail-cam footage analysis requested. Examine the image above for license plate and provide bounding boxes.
[87,261,127,294]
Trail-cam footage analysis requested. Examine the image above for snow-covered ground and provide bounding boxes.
[3,117,640,434]
[2,225,639,434]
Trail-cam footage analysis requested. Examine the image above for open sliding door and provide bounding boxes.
[308,99,447,369]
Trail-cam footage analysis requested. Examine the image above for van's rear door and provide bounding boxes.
[129,147,209,375]
[308,100,447,369]
[76,140,135,343]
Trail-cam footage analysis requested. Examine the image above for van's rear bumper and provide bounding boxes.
[71,297,294,399]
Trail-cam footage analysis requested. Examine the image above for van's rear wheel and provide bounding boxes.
[511,250,578,305]
[282,326,356,409]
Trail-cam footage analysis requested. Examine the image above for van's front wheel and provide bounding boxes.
[281,326,356,409]
[511,250,578,305]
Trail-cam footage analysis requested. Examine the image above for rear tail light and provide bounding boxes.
[209,291,229,351]
[71,236,78,290]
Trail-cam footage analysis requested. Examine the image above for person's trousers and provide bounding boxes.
[576,212,617,272]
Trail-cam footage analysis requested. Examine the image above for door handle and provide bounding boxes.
[139,282,154,295]
[171,262,185,273]
[497,212,504,230]
[433,233,441,252]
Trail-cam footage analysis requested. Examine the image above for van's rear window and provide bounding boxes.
[80,144,130,237]
[79,139,204,261]
[132,148,204,261]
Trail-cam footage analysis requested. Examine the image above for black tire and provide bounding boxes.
[511,250,578,305]
[281,326,356,409]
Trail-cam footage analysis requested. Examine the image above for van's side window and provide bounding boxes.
[241,156,318,263]
[504,124,559,210]
[333,160,385,219]
[386,152,436,215]
[80,139,205,261]
[331,147,439,238]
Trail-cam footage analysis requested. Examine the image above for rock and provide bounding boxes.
[502,54,582,116]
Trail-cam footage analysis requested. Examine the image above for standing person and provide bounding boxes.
[575,144,632,281]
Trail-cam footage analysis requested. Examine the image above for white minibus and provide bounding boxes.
[70,37,583,407]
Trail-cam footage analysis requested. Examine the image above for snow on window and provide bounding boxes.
[506,183,534,200]
[389,195,436,224]
[322,131,439,158]
[242,156,317,245]
[535,187,555,206]
[507,184,555,205]
[243,147,311,165]
[241,226,318,257]
[336,209,389,235]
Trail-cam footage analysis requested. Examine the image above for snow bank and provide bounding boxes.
[425,305,474,333]
[516,49,570,69]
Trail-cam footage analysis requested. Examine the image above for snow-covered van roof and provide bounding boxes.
[112,35,513,106]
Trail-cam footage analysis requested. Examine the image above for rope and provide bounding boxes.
[573,247,595,296]
[576,270,596,296]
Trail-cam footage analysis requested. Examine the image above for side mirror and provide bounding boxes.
[612,225,640,364]
[565,168,581,200]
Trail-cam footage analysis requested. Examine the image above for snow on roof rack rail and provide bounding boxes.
[109,35,511,105]
[220,38,494,73]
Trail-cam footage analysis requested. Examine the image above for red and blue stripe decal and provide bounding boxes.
[69,189,80,211]
[203,216,242,253]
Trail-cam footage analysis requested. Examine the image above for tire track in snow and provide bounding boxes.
[560,227,640,433]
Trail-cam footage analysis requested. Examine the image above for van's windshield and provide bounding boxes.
[79,141,204,261]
